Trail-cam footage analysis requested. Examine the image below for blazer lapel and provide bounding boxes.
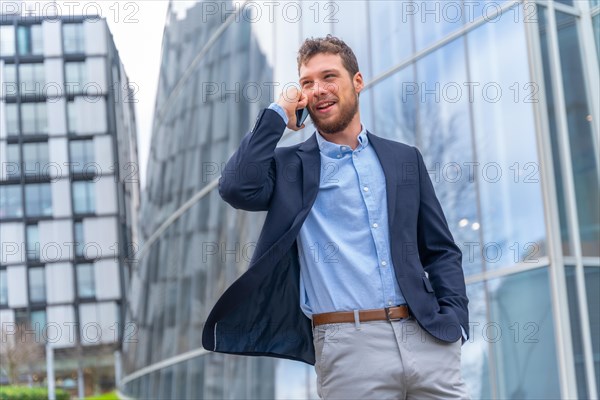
[297,133,321,209]
[367,131,398,228]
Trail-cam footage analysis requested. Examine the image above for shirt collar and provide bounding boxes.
[315,125,369,159]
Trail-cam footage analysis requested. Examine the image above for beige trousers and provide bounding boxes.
[312,316,471,399]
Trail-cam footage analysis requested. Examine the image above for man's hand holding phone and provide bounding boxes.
[276,86,309,131]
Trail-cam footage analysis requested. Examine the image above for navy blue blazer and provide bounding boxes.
[202,108,469,365]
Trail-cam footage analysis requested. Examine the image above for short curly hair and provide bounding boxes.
[297,35,360,78]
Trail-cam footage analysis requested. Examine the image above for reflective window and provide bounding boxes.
[5,143,20,179]
[70,139,94,175]
[370,66,416,145]
[0,25,16,56]
[0,185,23,218]
[2,63,16,96]
[17,25,43,56]
[30,309,46,341]
[0,270,7,305]
[555,11,600,257]
[76,263,95,298]
[594,13,599,63]
[67,99,77,133]
[72,181,95,214]
[468,5,546,270]
[369,1,413,77]
[584,267,600,393]
[23,142,49,177]
[26,224,40,261]
[412,0,464,51]
[74,220,84,258]
[65,61,87,95]
[415,37,481,276]
[25,183,52,217]
[28,267,46,303]
[538,7,571,255]
[63,23,84,54]
[21,102,48,134]
[565,266,589,398]
[19,63,45,96]
[488,268,560,398]
[5,103,19,135]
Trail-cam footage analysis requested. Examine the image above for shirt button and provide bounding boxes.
[363,187,369,192]
[337,154,341,158]
[381,261,387,266]
[372,223,378,228]
[388,301,393,306]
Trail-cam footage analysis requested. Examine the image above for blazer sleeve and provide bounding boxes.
[414,147,469,334]
[218,108,287,211]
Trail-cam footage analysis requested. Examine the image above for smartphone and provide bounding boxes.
[295,108,309,128]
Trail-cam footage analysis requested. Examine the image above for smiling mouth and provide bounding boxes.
[315,101,336,113]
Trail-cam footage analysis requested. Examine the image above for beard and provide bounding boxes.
[309,94,359,135]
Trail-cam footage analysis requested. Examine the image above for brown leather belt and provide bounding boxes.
[312,305,410,327]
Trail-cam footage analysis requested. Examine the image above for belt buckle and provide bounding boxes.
[385,307,394,322]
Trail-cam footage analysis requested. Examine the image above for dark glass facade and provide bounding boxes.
[121,1,600,398]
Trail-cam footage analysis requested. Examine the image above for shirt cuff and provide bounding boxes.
[268,102,289,125]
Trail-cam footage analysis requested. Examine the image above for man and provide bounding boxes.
[203,35,470,399]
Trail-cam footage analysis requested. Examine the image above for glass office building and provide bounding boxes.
[121,1,599,398]
[0,14,140,396]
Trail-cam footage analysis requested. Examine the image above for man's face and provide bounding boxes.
[299,53,363,135]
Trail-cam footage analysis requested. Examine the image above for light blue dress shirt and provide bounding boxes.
[268,103,406,318]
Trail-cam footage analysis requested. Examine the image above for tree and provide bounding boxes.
[0,322,44,385]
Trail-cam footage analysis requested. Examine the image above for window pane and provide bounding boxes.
[489,268,560,398]
[555,11,600,256]
[23,142,49,177]
[67,99,77,133]
[31,25,43,55]
[70,139,94,174]
[19,63,45,96]
[30,310,46,342]
[2,63,17,96]
[6,143,21,179]
[412,0,464,52]
[28,267,46,303]
[584,267,600,393]
[21,102,47,134]
[77,263,95,298]
[65,61,87,95]
[5,103,19,135]
[72,181,95,214]
[74,221,84,257]
[0,270,8,305]
[63,24,84,54]
[27,224,40,261]
[0,185,23,218]
[467,5,546,270]
[593,13,600,75]
[25,183,52,216]
[17,25,43,56]
[0,25,16,56]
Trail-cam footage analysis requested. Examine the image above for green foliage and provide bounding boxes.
[0,386,70,400]
[85,391,119,400]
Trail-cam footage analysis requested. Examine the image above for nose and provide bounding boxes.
[313,79,334,99]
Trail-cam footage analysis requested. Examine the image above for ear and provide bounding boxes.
[353,72,364,95]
